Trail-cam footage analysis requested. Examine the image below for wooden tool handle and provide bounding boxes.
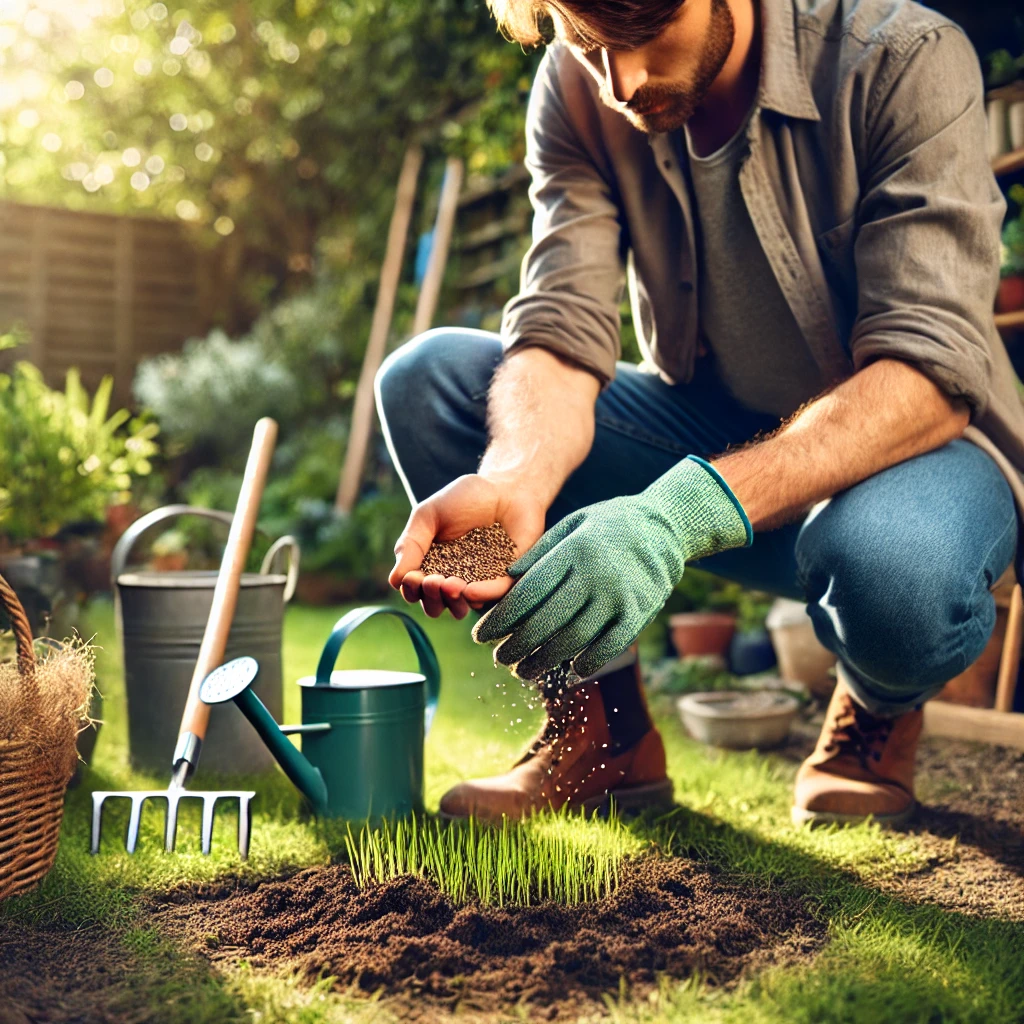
[176,417,278,746]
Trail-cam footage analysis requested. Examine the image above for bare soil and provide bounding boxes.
[152,854,823,1020]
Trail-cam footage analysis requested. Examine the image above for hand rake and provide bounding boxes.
[90,418,278,859]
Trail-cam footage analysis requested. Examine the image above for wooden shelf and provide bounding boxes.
[987,81,1024,104]
[994,147,1024,178]
[995,308,1024,332]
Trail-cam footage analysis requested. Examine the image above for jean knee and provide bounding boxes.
[800,531,997,694]
[376,328,500,431]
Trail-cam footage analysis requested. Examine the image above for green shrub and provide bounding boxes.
[179,420,409,583]
[0,364,158,543]
[133,330,300,460]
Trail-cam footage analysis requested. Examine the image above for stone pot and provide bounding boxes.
[765,599,837,698]
[669,612,737,659]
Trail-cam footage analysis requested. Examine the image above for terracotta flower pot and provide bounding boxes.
[997,273,1024,314]
[669,612,737,659]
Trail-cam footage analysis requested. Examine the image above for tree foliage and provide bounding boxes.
[0,0,538,327]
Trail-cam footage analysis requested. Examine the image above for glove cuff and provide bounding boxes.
[685,456,753,548]
[643,455,753,559]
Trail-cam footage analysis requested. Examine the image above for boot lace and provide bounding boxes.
[823,692,893,770]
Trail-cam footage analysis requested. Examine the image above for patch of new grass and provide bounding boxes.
[345,809,643,905]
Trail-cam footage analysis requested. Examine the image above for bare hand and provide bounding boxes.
[389,474,546,619]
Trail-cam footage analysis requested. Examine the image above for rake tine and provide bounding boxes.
[125,794,146,854]
[238,794,253,861]
[201,794,217,856]
[90,792,105,855]
[164,791,182,853]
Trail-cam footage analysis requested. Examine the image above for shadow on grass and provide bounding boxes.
[911,803,1024,879]
[617,801,1024,1023]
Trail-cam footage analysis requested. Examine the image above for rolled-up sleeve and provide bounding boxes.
[850,26,1005,416]
[501,48,625,384]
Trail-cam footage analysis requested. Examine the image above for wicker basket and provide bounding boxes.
[0,573,69,903]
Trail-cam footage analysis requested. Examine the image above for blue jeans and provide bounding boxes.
[375,329,1018,715]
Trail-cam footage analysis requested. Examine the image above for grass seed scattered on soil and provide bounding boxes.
[419,523,518,583]
[154,855,823,1018]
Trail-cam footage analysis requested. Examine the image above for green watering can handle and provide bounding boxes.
[316,607,442,734]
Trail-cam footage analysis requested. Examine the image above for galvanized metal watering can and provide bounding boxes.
[112,504,300,775]
[199,606,441,819]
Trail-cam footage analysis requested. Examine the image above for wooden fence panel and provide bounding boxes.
[0,200,206,405]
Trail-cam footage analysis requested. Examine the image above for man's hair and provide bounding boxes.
[488,0,685,50]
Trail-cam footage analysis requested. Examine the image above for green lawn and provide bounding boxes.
[3,598,1023,1023]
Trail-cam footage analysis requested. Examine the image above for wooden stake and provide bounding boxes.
[411,156,464,338]
[335,146,424,514]
[995,582,1023,712]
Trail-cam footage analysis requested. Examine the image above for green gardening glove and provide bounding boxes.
[472,456,752,680]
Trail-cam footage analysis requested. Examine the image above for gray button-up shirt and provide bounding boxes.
[501,0,1024,508]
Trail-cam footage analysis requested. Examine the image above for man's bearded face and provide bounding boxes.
[565,0,736,134]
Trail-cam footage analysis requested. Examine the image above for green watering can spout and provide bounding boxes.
[202,607,441,820]
[199,657,331,815]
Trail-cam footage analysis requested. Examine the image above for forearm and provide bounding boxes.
[478,346,602,509]
[713,359,970,531]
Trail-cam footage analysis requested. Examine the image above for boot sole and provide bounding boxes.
[438,778,675,824]
[790,802,916,830]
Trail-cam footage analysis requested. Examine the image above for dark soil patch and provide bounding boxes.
[153,855,824,1019]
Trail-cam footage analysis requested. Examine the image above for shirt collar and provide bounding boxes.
[758,0,821,121]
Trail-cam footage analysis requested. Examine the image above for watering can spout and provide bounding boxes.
[199,658,330,815]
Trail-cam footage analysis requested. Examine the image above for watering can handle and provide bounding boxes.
[315,607,442,734]
[111,505,300,602]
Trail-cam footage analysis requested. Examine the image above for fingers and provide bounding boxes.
[389,505,438,590]
[462,574,514,605]
[571,620,637,679]
[403,574,471,619]
[490,581,588,668]
[507,514,580,578]
[472,555,571,644]
[514,599,611,680]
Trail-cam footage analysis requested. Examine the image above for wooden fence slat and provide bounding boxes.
[0,199,206,397]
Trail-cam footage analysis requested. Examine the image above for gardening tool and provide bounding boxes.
[199,606,441,820]
[111,505,299,774]
[90,418,278,859]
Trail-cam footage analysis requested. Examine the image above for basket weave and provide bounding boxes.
[0,573,69,902]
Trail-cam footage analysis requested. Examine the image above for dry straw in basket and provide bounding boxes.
[0,573,95,902]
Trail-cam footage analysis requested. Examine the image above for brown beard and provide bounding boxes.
[602,0,735,134]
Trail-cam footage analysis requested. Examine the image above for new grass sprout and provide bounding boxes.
[344,809,644,906]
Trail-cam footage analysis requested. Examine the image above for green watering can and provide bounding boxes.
[199,606,440,819]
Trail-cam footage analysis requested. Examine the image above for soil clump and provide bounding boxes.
[420,524,517,584]
[154,855,823,1018]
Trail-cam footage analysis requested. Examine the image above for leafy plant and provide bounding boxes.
[0,364,159,544]
[646,656,737,696]
[179,420,409,584]
[1002,185,1024,279]
[133,329,300,461]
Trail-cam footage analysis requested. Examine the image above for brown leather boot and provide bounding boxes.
[792,669,921,828]
[439,650,673,822]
